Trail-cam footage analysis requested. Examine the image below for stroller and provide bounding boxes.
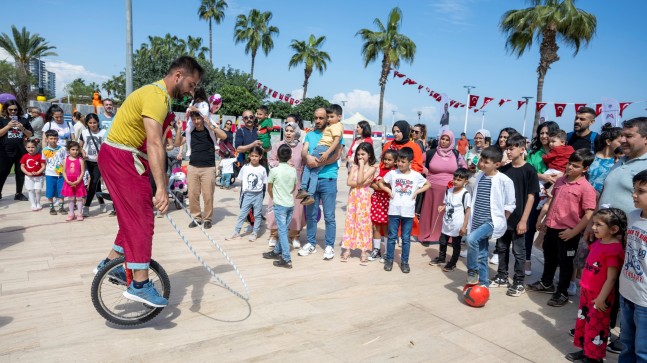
[169,166,188,209]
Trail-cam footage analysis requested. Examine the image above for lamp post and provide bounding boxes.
[125,0,133,96]
[340,100,347,121]
[521,96,533,137]
[480,110,487,129]
[463,85,475,134]
[417,111,422,121]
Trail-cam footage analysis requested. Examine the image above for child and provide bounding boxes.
[430,167,471,272]
[220,155,236,190]
[369,149,398,261]
[490,133,539,296]
[42,129,66,215]
[296,104,344,206]
[617,171,647,362]
[541,129,575,184]
[465,146,516,286]
[566,208,626,363]
[262,144,297,268]
[256,105,273,151]
[341,142,378,265]
[379,147,431,273]
[530,149,597,307]
[225,146,267,241]
[20,140,46,211]
[61,141,87,221]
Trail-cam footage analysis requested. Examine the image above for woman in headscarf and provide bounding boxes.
[464,128,491,176]
[265,121,306,249]
[418,130,467,243]
[381,120,423,172]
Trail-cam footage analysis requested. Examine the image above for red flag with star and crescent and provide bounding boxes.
[403,78,417,85]
[480,97,494,109]
[469,95,480,108]
[574,103,587,113]
[393,70,405,78]
[620,102,632,117]
[554,103,567,117]
[499,99,511,107]
[517,100,526,110]
[536,102,547,112]
[595,104,603,117]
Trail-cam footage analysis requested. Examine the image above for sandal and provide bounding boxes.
[360,252,368,266]
[340,250,350,262]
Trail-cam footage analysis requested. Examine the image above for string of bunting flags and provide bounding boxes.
[392,69,642,118]
[256,82,301,105]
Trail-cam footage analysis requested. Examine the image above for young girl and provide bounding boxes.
[225,146,267,241]
[369,149,398,261]
[20,140,46,211]
[79,113,107,216]
[567,208,626,363]
[589,123,622,195]
[341,142,377,265]
[61,141,87,221]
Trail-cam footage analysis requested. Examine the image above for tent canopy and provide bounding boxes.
[340,112,376,126]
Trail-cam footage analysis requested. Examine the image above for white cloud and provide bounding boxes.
[0,48,11,61]
[429,0,474,28]
[46,60,111,98]
[332,89,405,124]
[290,88,304,100]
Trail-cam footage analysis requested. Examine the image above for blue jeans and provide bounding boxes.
[273,204,294,262]
[466,223,494,285]
[222,173,232,188]
[234,191,263,234]
[306,178,337,248]
[620,295,647,362]
[385,215,413,263]
[301,145,329,195]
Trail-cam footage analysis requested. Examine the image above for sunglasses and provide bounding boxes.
[8,108,18,112]
[412,130,420,134]
[225,122,232,126]
[242,116,253,120]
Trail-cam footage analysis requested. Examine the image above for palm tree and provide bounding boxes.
[0,25,57,106]
[198,0,228,65]
[187,35,209,60]
[288,35,331,100]
[356,7,416,125]
[500,0,596,131]
[234,9,279,79]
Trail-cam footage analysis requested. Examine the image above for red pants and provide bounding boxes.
[573,287,614,360]
[98,144,154,269]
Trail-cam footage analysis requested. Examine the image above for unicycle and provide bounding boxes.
[90,256,171,326]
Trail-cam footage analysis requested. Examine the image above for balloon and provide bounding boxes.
[0,93,17,104]
[209,93,222,114]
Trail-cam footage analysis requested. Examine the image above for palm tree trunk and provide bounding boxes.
[303,67,312,100]
[378,55,390,126]
[250,52,255,79]
[209,20,213,65]
[534,70,545,132]
[533,26,559,132]
[378,83,385,126]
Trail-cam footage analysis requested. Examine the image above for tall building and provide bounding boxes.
[28,58,56,97]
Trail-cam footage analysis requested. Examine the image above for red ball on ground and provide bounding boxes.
[464,285,489,307]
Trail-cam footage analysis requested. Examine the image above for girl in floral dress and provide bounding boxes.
[341,142,377,265]
[368,149,398,261]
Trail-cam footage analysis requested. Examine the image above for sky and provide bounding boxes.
[1,0,646,137]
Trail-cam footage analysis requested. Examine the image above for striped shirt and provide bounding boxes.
[472,176,492,229]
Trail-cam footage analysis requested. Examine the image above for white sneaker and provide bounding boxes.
[99,204,107,213]
[82,206,90,217]
[268,238,277,248]
[567,281,578,296]
[248,233,258,242]
[460,250,468,258]
[490,254,499,265]
[225,232,241,241]
[323,246,334,260]
[292,239,300,249]
[298,243,316,256]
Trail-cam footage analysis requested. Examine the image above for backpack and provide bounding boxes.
[566,131,598,153]
[425,148,461,171]
[445,188,468,212]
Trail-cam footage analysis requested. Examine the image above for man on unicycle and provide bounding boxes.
[95,56,204,307]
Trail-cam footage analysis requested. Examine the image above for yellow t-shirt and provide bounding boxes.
[107,80,170,148]
[318,122,343,148]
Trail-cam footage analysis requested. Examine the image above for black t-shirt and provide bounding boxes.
[189,128,215,167]
[0,117,33,157]
[568,132,595,152]
[499,162,539,229]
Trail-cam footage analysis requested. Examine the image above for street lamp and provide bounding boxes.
[340,100,347,120]
[521,96,533,137]
[417,111,422,121]
[463,85,476,134]
[480,110,487,129]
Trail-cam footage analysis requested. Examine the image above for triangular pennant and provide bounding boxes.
[449,100,457,107]
[480,97,494,109]
[289,97,295,105]
[498,99,511,107]
[517,100,526,110]
[619,102,632,117]
[417,85,424,92]
[393,70,405,78]
[279,94,284,101]
[403,78,417,85]
[272,91,278,98]
[536,102,547,112]
[469,95,480,108]
[257,82,262,89]
[473,108,479,113]
[595,103,603,117]
[554,103,566,117]
[575,103,587,113]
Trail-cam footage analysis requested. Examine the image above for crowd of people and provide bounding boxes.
[1,55,646,362]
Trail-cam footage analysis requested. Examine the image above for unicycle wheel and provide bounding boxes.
[90,257,170,326]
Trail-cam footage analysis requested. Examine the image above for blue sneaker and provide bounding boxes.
[93,259,127,285]
[123,281,168,307]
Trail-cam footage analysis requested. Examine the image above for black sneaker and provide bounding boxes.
[489,276,510,288]
[58,205,66,214]
[506,283,526,297]
[547,293,569,307]
[400,262,410,274]
[262,251,281,260]
[273,258,292,269]
[526,281,556,294]
[421,242,431,247]
[189,220,202,228]
[109,210,117,217]
[442,264,456,272]
[565,350,584,362]
[14,193,29,201]
[569,328,575,337]
[384,260,393,271]
[607,339,623,354]
[429,257,446,266]
[203,221,212,229]
[49,207,57,215]
[368,248,381,261]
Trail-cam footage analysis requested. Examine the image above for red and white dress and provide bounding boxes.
[370,166,392,225]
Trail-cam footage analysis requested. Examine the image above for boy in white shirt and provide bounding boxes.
[220,156,236,190]
[379,147,431,273]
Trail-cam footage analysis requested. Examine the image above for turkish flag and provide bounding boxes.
[469,95,479,108]
[257,82,262,89]
[289,97,295,105]
[426,87,430,93]
[474,108,479,113]
[418,85,424,92]
[554,103,566,117]
[393,70,405,78]
[450,100,457,107]
[620,102,632,117]
[574,103,587,113]
[433,93,442,102]
[262,86,268,93]
[595,104,603,117]
[499,99,511,107]
[279,94,284,101]
[517,100,526,110]
[480,97,494,109]
[268,88,273,95]
[536,102,547,112]
[272,91,278,98]
[295,99,301,105]
[403,78,417,85]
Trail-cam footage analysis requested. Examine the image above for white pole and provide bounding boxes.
[521,96,533,137]
[463,86,475,134]
[125,0,134,96]
[481,110,487,129]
